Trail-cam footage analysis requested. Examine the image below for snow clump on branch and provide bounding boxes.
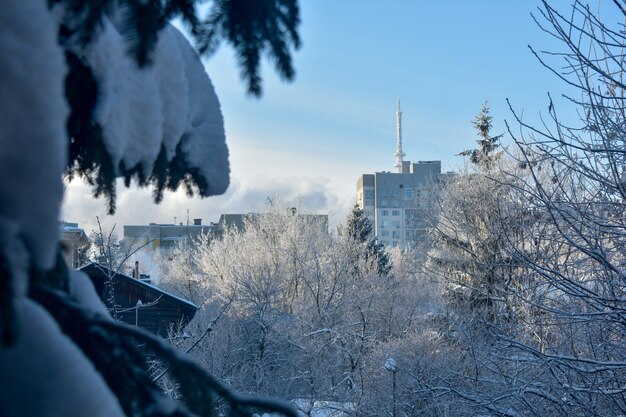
[0,2,125,415]
[69,17,229,195]
[0,0,68,273]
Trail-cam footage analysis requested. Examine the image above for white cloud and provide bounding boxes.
[61,173,354,238]
[61,101,365,237]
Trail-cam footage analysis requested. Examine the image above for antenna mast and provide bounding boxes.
[394,98,405,173]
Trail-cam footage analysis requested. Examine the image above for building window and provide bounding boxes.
[392,210,400,216]
[365,198,374,206]
[381,199,388,207]
[382,210,389,216]
[405,188,414,199]
[365,190,374,198]
[392,189,399,196]
[381,230,389,237]
[382,220,389,227]
[392,220,400,227]
[392,231,400,239]
[392,200,399,207]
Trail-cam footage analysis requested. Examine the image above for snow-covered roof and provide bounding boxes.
[80,262,197,309]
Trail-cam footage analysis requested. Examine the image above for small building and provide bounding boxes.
[80,263,197,338]
[60,222,90,269]
[121,219,220,252]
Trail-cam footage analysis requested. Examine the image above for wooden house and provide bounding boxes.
[80,263,197,338]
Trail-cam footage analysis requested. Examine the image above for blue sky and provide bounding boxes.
[63,1,617,232]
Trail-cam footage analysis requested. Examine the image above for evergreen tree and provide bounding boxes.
[344,204,391,276]
[430,102,524,322]
[458,100,503,172]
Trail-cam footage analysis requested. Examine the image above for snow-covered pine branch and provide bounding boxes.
[1,1,301,416]
[65,15,228,213]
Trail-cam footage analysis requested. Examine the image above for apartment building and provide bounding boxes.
[356,101,441,248]
[121,218,220,251]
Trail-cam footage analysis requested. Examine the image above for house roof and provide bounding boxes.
[80,262,197,309]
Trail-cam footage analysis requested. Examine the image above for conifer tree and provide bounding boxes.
[430,103,522,322]
[458,100,503,172]
[344,204,391,276]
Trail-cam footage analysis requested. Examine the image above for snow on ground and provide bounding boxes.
[254,400,354,417]
[293,399,355,417]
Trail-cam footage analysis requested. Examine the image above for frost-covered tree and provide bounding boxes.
[430,140,529,322]
[458,100,503,172]
[157,235,209,306]
[0,1,301,417]
[419,3,626,415]
[498,1,626,415]
[343,204,391,276]
[157,202,423,407]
